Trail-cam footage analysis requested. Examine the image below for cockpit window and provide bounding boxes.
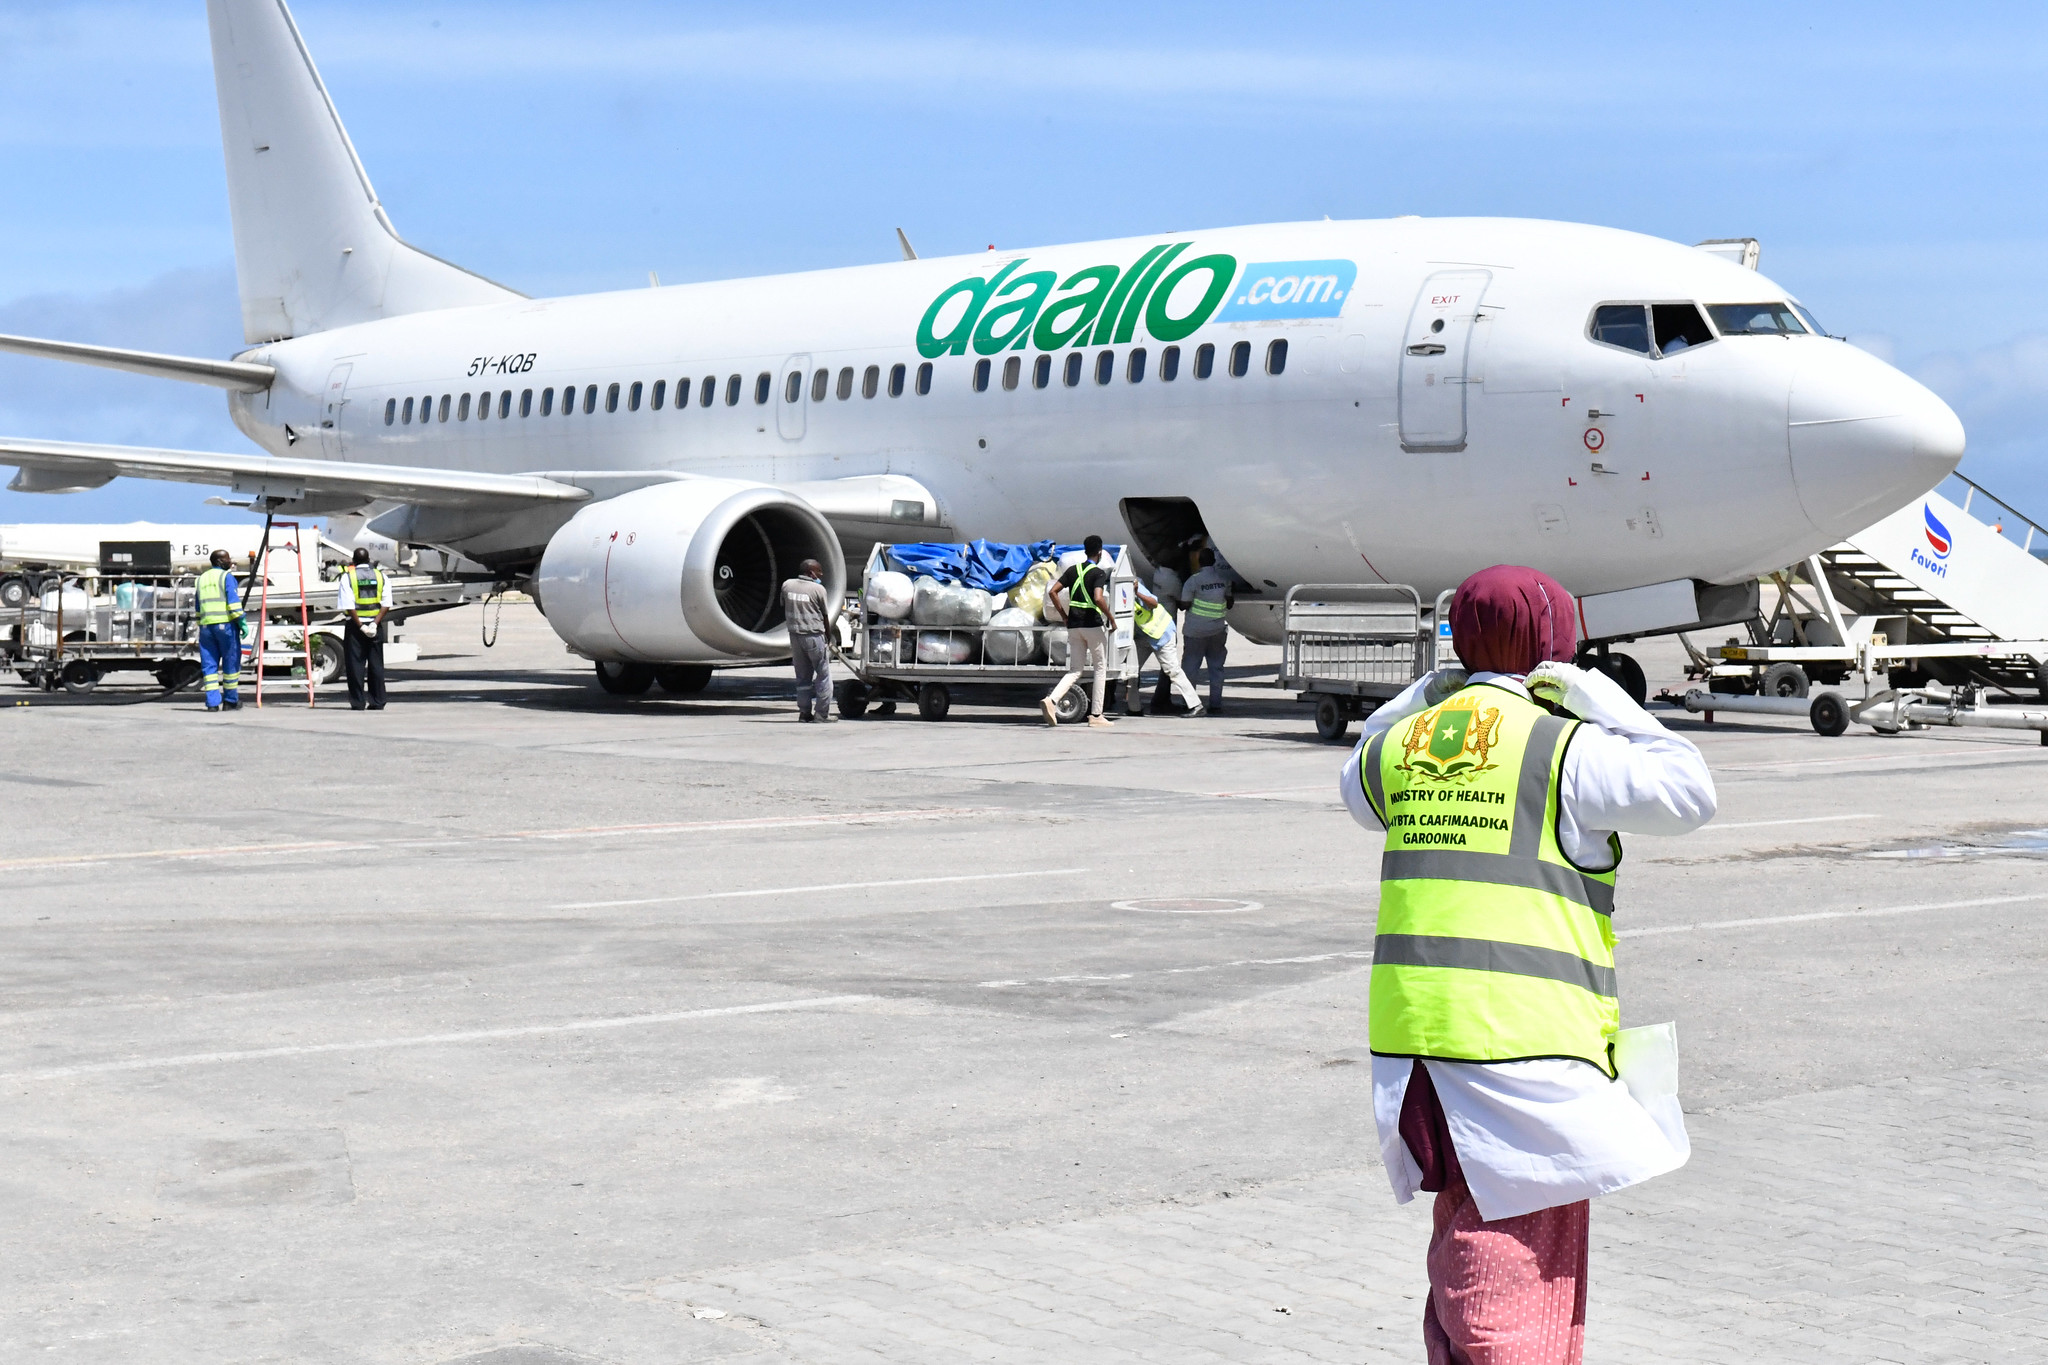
[1652,303,1714,355]
[1789,302,1827,337]
[1590,304,1652,354]
[1707,303,1807,336]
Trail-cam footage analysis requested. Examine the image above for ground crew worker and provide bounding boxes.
[1179,547,1233,714]
[194,548,244,711]
[1124,580,1203,717]
[337,547,391,710]
[782,557,835,723]
[1338,564,1715,1364]
[1041,535,1115,729]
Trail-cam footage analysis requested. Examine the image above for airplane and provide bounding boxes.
[0,0,1965,699]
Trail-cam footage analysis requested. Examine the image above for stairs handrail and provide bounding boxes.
[1940,470,2046,555]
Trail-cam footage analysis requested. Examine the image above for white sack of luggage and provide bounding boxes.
[864,571,915,621]
[984,607,1040,664]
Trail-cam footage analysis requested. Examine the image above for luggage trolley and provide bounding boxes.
[1278,583,1437,743]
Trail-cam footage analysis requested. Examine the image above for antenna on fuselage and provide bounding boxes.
[896,228,918,261]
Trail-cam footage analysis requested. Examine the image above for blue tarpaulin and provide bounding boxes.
[883,539,1119,593]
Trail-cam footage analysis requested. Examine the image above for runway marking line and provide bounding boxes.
[2,994,877,1084]
[1619,891,2048,938]
[0,807,1005,873]
[557,867,1093,911]
[1705,813,1878,831]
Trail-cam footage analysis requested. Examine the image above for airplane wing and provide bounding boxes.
[0,436,591,512]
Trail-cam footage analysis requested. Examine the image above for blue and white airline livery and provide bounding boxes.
[0,0,1965,679]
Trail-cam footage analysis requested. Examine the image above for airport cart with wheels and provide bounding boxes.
[837,541,1137,721]
[1278,583,1435,743]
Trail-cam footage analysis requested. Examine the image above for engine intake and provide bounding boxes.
[535,479,844,663]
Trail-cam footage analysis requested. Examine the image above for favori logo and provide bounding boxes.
[1909,503,1952,579]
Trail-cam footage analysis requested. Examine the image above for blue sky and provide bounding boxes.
[2,0,2045,527]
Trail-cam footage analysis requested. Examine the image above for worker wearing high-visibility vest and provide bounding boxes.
[193,548,245,711]
[1338,564,1716,1364]
[335,547,392,710]
[1124,580,1203,717]
[1178,546,1233,715]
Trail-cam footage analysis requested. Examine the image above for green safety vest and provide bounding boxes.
[195,567,241,626]
[1360,683,1622,1075]
[348,565,387,627]
[1133,597,1171,640]
[1067,563,1100,620]
[1188,579,1228,620]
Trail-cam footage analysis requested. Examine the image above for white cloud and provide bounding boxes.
[1911,335,2048,516]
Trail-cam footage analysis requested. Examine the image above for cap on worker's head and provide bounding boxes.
[1084,534,1103,557]
[1449,565,1578,677]
[209,548,232,567]
[351,547,371,565]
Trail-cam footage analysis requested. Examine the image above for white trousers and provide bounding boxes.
[1047,626,1108,716]
[1133,631,1202,711]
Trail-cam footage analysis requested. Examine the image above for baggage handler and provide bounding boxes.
[337,547,392,710]
[1040,535,1115,729]
[194,548,245,711]
[1338,564,1715,1364]
[782,557,835,723]
[1124,579,1203,717]
[1179,547,1233,714]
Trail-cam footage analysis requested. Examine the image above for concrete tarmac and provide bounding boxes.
[3,604,2045,1364]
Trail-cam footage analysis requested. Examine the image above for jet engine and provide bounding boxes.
[535,479,844,663]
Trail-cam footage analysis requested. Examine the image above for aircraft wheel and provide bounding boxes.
[917,682,951,721]
[594,660,654,695]
[1314,694,1351,743]
[655,664,713,694]
[1762,661,1810,698]
[1809,692,1849,738]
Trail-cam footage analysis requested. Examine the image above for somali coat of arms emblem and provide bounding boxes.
[1397,697,1504,782]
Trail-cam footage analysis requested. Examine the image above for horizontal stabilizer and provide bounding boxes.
[0,332,275,392]
[1,437,591,513]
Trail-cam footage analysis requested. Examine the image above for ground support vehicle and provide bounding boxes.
[1679,681,2048,744]
[1279,584,1439,743]
[3,575,216,693]
[836,542,1136,722]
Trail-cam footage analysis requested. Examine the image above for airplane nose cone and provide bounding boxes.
[1789,343,1965,539]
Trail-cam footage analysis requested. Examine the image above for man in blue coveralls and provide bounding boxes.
[194,548,245,711]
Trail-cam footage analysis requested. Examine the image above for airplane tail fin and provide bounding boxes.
[206,0,520,343]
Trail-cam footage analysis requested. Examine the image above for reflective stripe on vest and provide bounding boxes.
[1133,597,1170,640]
[1188,586,1227,619]
[1361,683,1622,1075]
[195,568,237,626]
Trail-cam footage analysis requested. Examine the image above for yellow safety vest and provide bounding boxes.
[1067,563,1101,621]
[1133,597,1171,640]
[1188,577,1228,620]
[348,565,387,628]
[1360,683,1622,1075]
[195,567,241,626]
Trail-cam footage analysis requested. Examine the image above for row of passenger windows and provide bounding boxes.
[973,339,1286,393]
[380,339,1289,426]
[1588,300,1821,359]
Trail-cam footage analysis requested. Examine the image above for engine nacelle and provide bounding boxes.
[535,479,844,663]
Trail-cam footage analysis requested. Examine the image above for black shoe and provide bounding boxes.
[799,713,816,722]
[351,704,366,711]
[369,704,385,710]
[205,705,220,712]
[223,700,240,711]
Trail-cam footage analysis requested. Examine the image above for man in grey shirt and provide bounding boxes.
[782,559,835,722]
[1179,547,1234,715]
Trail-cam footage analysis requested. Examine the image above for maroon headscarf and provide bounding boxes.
[1448,565,1578,677]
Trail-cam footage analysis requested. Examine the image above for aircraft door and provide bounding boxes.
[777,353,810,440]
[1398,270,1491,452]
[320,362,353,459]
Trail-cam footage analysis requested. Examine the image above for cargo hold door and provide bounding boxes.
[1398,270,1490,452]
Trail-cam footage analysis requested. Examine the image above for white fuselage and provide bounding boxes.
[226,216,1962,600]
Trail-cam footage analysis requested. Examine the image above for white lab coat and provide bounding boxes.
[1337,668,1717,1219]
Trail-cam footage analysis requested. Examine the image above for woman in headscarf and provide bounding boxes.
[1338,564,1716,1364]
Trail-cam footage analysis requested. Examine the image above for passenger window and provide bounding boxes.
[383,398,396,426]
[1229,341,1251,377]
[889,362,906,397]
[606,383,620,414]
[1128,348,1146,383]
[477,390,490,420]
[421,393,433,420]
[811,368,828,402]
[1064,352,1083,387]
[458,393,472,421]
[973,358,991,392]
[1590,304,1652,354]
[1095,350,1114,385]
[629,381,643,411]
[1266,339,1288,375]
[438,394,450,422]
[1195,343,1215,379]
[784,372,800,404]
[401,397,414,424]
[724,375,740,406]
[1160,345,1180,382]
[585,384,599,414]
[837,366,855,400]
[520,389,533,417]
[541,388,555,417]
[1033,354,1052,389]
[1652,303,1714,356]
[675,378,691,409]
[499,391,512,419]
[755,372,771,404]
[1002,356,1021,390]
[1706,302,1807,336]
[916,361,933,395]
[863,364,880,399]
[701,376,716,408]
[651,380,665,411]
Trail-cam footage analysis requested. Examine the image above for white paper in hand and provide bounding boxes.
[1613,1021,1690,1164]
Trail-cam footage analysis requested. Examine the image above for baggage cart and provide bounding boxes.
[838,542,1137,721]
[1278,583,1437,743]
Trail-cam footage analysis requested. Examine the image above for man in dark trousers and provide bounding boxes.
[782,557,835,722]
[336,547,391,710]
